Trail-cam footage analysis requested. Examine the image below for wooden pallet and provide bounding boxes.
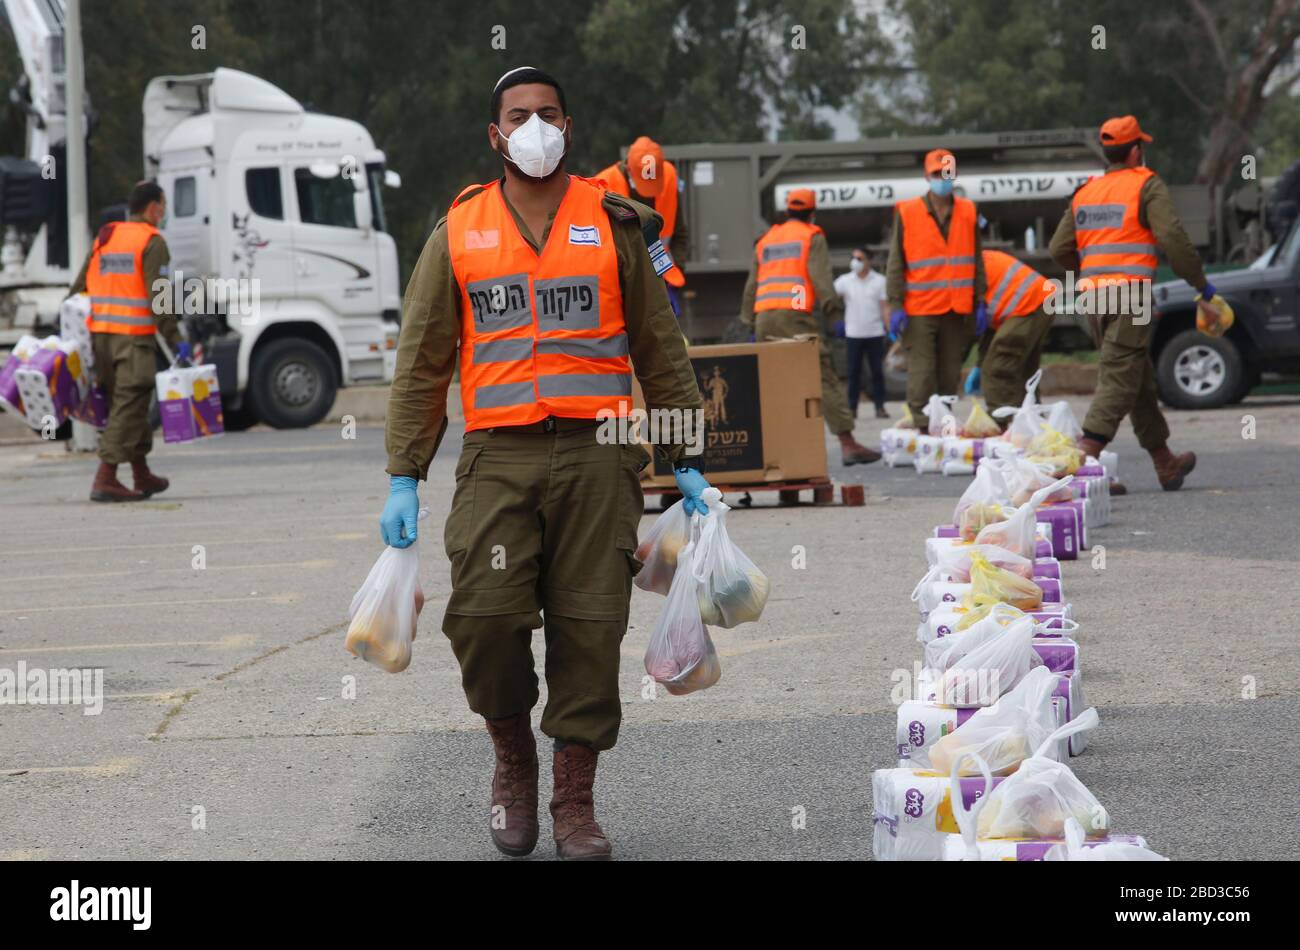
[642,477,864,508]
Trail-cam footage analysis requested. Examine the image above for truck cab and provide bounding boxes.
[144,68,400,427]
[1151,218,1300,408]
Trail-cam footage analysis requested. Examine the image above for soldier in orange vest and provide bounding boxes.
[381,67,706,861]
[69,180,185,502]
[1050,116,1206,491]
[885,148,987,425]
[740,189,881,465]
[593,136,688,315]
[975,250,1055,417]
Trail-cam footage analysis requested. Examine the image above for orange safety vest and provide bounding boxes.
[85,220,159,335]
[753,219,822,313]
[592,160,684,287]
[1070,167,1158,289]
[982,250,1052,329]
[447,177,632,431]
[896,195,977,316]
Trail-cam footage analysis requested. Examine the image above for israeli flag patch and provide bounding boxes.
[647,239,674,277]
[568,224,601,247]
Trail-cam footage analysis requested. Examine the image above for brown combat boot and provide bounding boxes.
[1151,446,1196,492]
[90,462,144,503]
[484,714,539,856]
[550,742,612,861]
[130,459,170,497]
[1078,436,1126,495]
[839,432,882,466]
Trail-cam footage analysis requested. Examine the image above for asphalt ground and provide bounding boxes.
[0,394,1296,860]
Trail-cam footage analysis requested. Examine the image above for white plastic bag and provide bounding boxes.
[992,369,1045,448]
[645,537,722,695]
[691,488,769,627]
[1044,400,1083,444]
[1004,456,1074,507]
[974,476,1073,557]
[921,393,959,437]
[928,666,1063,775]
[345,510,427,673]
[1044,818,1168,861]
[976,709,1106,839]
[953,462,1012,539]
[925,613,1041,706]
[634,499,691,596]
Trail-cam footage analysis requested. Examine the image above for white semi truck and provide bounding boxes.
[0,0,401,429]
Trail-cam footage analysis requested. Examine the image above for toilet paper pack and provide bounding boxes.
[58,295,95,377]
[896,700,976,767]
[156,364,225,444]
[914,434,945,473]
[872,768,1007,861]
[940,833,1149,861]
[0,334,42,415]
[1036,505,1080,560]
[12,339,86,429]
[1033,557,1061,580]
[1033,637,1080,674]
[1053,671,1089,755]
[881,428,919,467]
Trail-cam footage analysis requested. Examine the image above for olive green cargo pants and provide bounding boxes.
[92,332,156,465]
[1082,312,1170,452]
[979,306,1054,417]
[901,312,976,422]
[441,421,646,752]
[754,309,855,435]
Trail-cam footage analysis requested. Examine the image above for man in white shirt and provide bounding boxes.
[833,247,890,419]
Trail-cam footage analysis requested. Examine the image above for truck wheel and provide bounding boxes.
[248,338,337,429]
[1155,329,1243,410]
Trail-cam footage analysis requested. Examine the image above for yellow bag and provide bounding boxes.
[899,403,917,430]
[1196,294,1235,338]
[962,400,1002,439]
[962,551,1043,612]
[1025,425,1084,477]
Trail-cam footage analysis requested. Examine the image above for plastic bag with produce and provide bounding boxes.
[1006,456,1074,506]
[634,499,691,596]
[1044,818,1168,861]
[922,393,959,437]
[345,510,427,673]
[928,666,1061,776]
[974,476,1073,557]
[961,551,1043,611]
[924,613,1041,706]
[1044,401,1084,443]
[961,399,1002,439]
[953,461,1011,538]
[991,369,1045,448]
[1025,425,1084,476]
[644,537,722,695]
[691,487,769,627]
[1196,294,1235,337]
[923,604,1027,671]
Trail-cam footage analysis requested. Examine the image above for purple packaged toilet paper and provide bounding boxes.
[1035,576,1062,603]
[1036,505,1080,560]
[1034,557,1061,580]
[1033,637,1079,673]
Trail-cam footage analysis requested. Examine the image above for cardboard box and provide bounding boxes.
[632,338,828,487]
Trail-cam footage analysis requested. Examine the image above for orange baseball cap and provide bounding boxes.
[924,148,955,175]
[787,188,816,211]
[626,136,666,197]
[1099,115,1152,146]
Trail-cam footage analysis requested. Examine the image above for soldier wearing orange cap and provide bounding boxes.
[593,137,688,314]
[885,148,987,425]
[1050,115,1207,491]
[740,188,881,465]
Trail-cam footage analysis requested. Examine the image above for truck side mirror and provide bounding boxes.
[383,169,402,189]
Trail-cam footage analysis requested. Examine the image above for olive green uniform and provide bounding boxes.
[385,181,700,752]
[978,305,1055,416]
[1049,164,1208,451]
[885,194,987,422]
[69,216,179,465]
[738,230,854,436]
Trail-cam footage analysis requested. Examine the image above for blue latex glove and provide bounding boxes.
[833,319,845,339]
[380,475,420,548]
[674,466,712,516]
[889,309,908,342]
[965,367,981,395]
[974,303,990,337]
[1200,282,1217,301]
[176,341,192,363]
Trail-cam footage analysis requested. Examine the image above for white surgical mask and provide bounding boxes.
[849,258,865,274]
[498,113,567,179]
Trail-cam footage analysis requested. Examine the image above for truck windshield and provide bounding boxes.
[366,164,389,233]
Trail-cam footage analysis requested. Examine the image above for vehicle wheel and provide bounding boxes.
[220,398,259,431]
[1155,329,1243,409]
[1227,368,1262,405]
[247,338,337,428]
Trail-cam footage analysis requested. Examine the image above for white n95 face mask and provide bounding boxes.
[499,113,567,178]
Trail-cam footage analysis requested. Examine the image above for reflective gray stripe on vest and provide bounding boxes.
[949,278,974,288]
[947,255,975,265]
[756,275,806,288]
[755,290,803,302]
[466,273,532,329]
[97,252,136,275]
[535,334,628,359]
[907,255,974,273]
[537,373,632,398]
[999,267,1040,318]
[471,338,534,364]
[91,296,153,309]
[1079,264,1156,278]
[475,380,537,409]
[905,280,952,291]
[89,311,154,325]
[1074,203,1127,230]
[1079,242,1158,258]
[760,241,803,263]
[990,260,1030,305]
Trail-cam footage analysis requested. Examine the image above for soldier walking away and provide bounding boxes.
[381,66,708,860]
[69,180,187,502]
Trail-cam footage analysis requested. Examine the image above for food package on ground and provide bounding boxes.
[1034,576,1062,604]
[155,364,225,443]
[1033,557,1061,580]
[0,334,43,415]
[1044,818,1167,861]
[922,613,1042,706]
[345,513,427,673]
[958,502,1009,540]
[1043,400,1083,443]
[933,523,960,539]
[690,487,769,627]
[1052,671,1089,755]
[927,666,1062,775]
[880,427,920,467]
[896,700,977,769]
[644,539,722,695]
[953,461,1010,532]
[974,476,1072,557]
[1032,637,1079,674]
[1025,425,1084,476]
[941,436,983,476]
[1036,504,1081,560]
[941,832,1151,861]
[960,551,1043,612]
[917,603,972,644]
[921,393,959,437]
[913,434,945,473]
[872,768,1006,861]
[1072,463,1111,526]
[991,369,1045,448]
[915,581,970,620]
[634,499,691,595]
[936,541,1036,581]
[961,400,1003,439]
[980,438,1019,462]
